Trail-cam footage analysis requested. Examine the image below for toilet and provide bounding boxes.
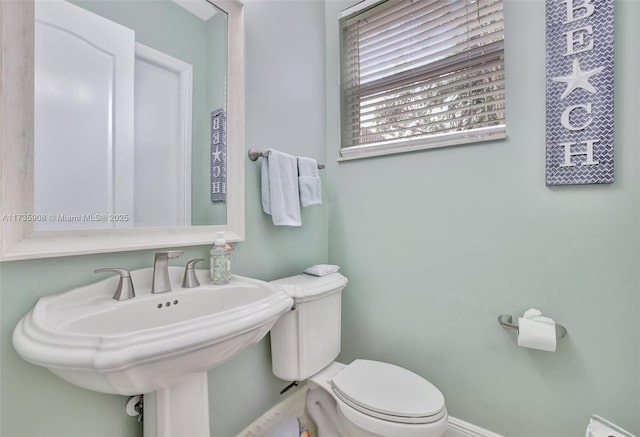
[269,273,448,437]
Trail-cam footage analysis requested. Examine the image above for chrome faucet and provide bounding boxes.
[151,250,183,294]
[94,268,136,301]
[182,259,205,288]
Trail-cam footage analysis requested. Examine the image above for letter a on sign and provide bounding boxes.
[545,0,614,185]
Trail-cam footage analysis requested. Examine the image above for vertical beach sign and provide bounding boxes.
[211,109,227,202]
[545,0,614,185]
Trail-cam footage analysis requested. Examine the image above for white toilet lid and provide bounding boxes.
[331,360,445,423]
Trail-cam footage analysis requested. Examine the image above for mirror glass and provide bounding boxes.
[33,0,227,230]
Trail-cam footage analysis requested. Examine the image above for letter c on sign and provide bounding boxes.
[561,103,593,131]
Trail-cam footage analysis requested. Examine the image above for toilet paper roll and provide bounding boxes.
[517,317,557,352]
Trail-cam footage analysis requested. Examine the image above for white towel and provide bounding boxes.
[303,264,340,276]
[261,149,301,226]
[297,156,322,207]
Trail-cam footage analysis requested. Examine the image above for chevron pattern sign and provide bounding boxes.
[545,0,614,185]
[210,109,227,202]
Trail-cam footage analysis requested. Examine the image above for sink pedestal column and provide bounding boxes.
[143,372,210,437]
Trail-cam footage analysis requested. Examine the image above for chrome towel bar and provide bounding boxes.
[498,314,567,339]
[248,148,325,169]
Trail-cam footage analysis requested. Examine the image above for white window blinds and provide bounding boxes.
[340,0,506,159]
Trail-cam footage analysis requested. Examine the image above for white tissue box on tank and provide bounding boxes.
[270,291,342,381]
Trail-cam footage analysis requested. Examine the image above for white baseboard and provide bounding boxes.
[238,387,503,437]
[447,416,504,437]
[237,387,315,437]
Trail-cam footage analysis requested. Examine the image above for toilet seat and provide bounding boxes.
[330,359,446,425]
[335,396,448,437]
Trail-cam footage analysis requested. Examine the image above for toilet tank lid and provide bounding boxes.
[270,273,348,302]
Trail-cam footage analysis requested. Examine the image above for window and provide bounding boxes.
[339,0,506,159]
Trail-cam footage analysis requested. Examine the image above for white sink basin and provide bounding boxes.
[13,267,293,436]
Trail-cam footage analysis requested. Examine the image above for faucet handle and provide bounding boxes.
[152,250,183,294]
[182,259,205,288]
[94,268,136,301]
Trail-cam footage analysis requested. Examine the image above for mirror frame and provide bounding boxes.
[0,0,245,261]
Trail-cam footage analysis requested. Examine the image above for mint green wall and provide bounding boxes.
[325,0,640,435]
[210,0,328,434]
[0,1,327,436]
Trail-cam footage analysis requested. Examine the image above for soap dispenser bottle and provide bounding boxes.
[210,232,231,284]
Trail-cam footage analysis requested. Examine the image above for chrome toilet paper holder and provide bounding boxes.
[498,314,567,339]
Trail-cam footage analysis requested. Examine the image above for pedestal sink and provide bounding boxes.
[12,267,293,436]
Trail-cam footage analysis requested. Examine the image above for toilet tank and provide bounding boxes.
[269,273,348,381]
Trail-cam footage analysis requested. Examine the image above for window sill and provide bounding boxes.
[337,125,507,162]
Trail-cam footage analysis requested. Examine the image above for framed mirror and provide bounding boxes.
[0,0,245,261]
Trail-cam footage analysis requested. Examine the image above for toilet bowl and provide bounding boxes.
[308,360,448,437]
[269,273,447,437]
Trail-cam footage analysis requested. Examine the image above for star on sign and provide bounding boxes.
[212,146,223,163]
[552,58,604,99]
